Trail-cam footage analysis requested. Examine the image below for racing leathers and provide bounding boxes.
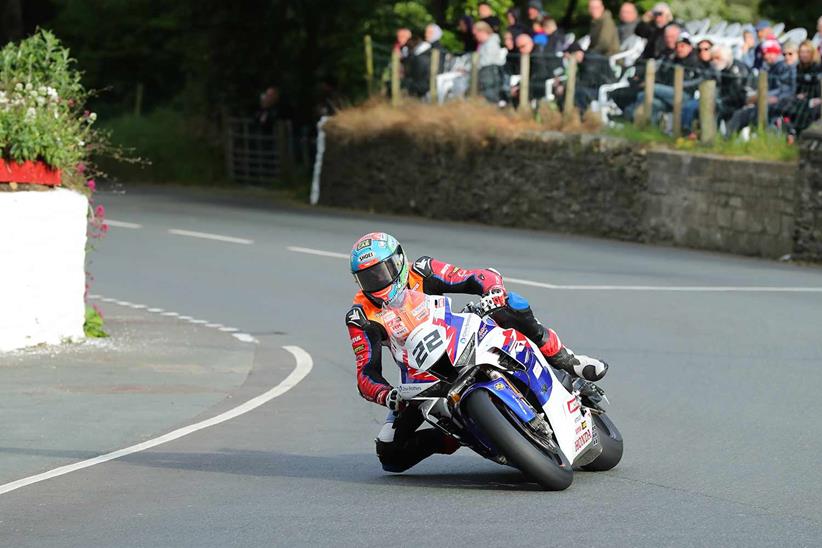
[345,256,608,472]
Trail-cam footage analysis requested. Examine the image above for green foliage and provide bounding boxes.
[84,305,108,338]
[758,0,819,32]
[97,108,224,184]
[0,29,98,180]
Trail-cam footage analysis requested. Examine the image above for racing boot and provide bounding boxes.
[545,345,609,382]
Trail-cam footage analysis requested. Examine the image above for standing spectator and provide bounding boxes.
[740,28,757,68]
[527,1,544,25]
[473,21,506,103]
[635,2,675,60]
[785,40,822,140]
[727,39,796,134]
[456,16,476,54]
[753,20,773,70]
[587,0,620,57]
[506,8,528,41]
[542,16,566,54]
[255,85,287,131]
[618,2,639,45]
[478,2,501,34]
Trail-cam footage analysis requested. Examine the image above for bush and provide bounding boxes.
[0,29,100,191]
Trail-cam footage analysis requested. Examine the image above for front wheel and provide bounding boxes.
[581,413,623,471]
[464,390,573,491]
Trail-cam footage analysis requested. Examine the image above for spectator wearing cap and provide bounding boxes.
[473,21,506,103]
[478,2,501,34]
[635,2,675,60]
[728,39,796,134]
[527,1,544,25]
[740,28,757,68]
[753,20,773,69]
[588,0,620,57]
[555,42,618,113]
[618,2,639,45]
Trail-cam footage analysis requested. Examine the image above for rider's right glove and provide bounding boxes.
[384,388,405,412]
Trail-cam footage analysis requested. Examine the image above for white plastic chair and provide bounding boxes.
[779,28,807,45]
[685,21,702,35]
[563,33,576,50]
[578,35,591,51]
[709,21,728,36]
[772,22,785,37]
[724,23,742,38]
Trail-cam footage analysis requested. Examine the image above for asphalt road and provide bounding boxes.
[2,185,822,547]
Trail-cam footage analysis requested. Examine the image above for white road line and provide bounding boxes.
[287,246,348,259]
[106,219,143,229]
[287,245,822,293]
[233,333,258,343]
[0,346,313,497]
[169,229,253,245]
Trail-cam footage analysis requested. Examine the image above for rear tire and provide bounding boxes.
[581,413,623,471]
[465,389,573,491]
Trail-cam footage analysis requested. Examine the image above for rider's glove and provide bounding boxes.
[384,388,405,412]
[479,287,507,315]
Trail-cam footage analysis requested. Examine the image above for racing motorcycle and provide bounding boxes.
[382,289,623,491]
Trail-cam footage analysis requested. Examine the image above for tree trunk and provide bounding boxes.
[560,0,579,30]
[1,0,23,45]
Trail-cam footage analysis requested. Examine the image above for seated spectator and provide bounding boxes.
[784,40,822,139]
[740,28,757,68]
[588,0,620,57]
[681,45,751,136]
[753,20,773,69]
[783,42,799,67]
[635,2,674,61]
[506,8,528,41]
[508,33,564,103]
[478,2,501,34]
[727,39,796,134]
[503,31,515,53]
[457,16,476,53]
[473,21,506,103]
[696,39,713,70]
[532,17,548,49]
[555,43,618,113]
[610,22,680,114]
[618,2,639,46]
[542,17,566,54]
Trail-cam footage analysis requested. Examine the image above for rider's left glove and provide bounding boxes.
[384,388,406,412]
[479,287,507,315]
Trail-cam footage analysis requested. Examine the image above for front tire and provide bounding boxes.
[581,413,623,471]
[465,390,573,491]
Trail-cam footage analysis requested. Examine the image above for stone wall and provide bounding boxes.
[320,131,810,261]
[795,123,822,261]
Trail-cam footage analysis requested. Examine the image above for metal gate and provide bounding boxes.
[224,117,292,185]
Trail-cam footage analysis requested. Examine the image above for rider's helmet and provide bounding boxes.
[350,232,408,306]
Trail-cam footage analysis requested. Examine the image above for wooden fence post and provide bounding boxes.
[429,48,440,104]
[519,52,530,111]
[562,57,578,123]
[698,79,717,144]
[637,59,656,127]
[470,52,480,98]
[672,65,684,138]
[757,70,768,133]
[276,120,292,184]
[364,35,374,96]
[390,49,401,107]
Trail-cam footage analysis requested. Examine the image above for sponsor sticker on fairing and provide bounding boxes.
[567,397,580,414]
[574,429,593,452]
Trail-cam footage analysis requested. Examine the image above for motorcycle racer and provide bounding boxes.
[346,232,609,472]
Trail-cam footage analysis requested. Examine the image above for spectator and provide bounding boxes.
[478,2,501,34]
[728,39,796,134]
[814,16,822,55]
[740,28,757,68]
[555,43,618,113]
[542,16,566,54]
[532,17,548,49]
[394,28,412,58]
[255,86,285,131]
[403,24,446,98]
[508,32,564,103]
[587,0,620,57]
[618,2,639,45]
[784,40,822,139]
[503,31,515,52]
[456,16,477,53]
[527,1,544,25]
[753,20,773,69]
[782,42,799,67]
[635,2,674,60]
[696,39,713,70]
[473,21,506,103]
[506,8,528,41]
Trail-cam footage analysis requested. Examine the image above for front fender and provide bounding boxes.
[462,377,536,423]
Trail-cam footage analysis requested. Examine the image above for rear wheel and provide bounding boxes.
[464,389,573,491]
[581,413,623,471]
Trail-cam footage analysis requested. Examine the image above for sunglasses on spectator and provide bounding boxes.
[784,51,797,56]
[699,47,711,51]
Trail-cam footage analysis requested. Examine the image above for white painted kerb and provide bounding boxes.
[0,189,88,352]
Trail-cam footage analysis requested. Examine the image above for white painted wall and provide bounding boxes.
[0,189,88,352]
